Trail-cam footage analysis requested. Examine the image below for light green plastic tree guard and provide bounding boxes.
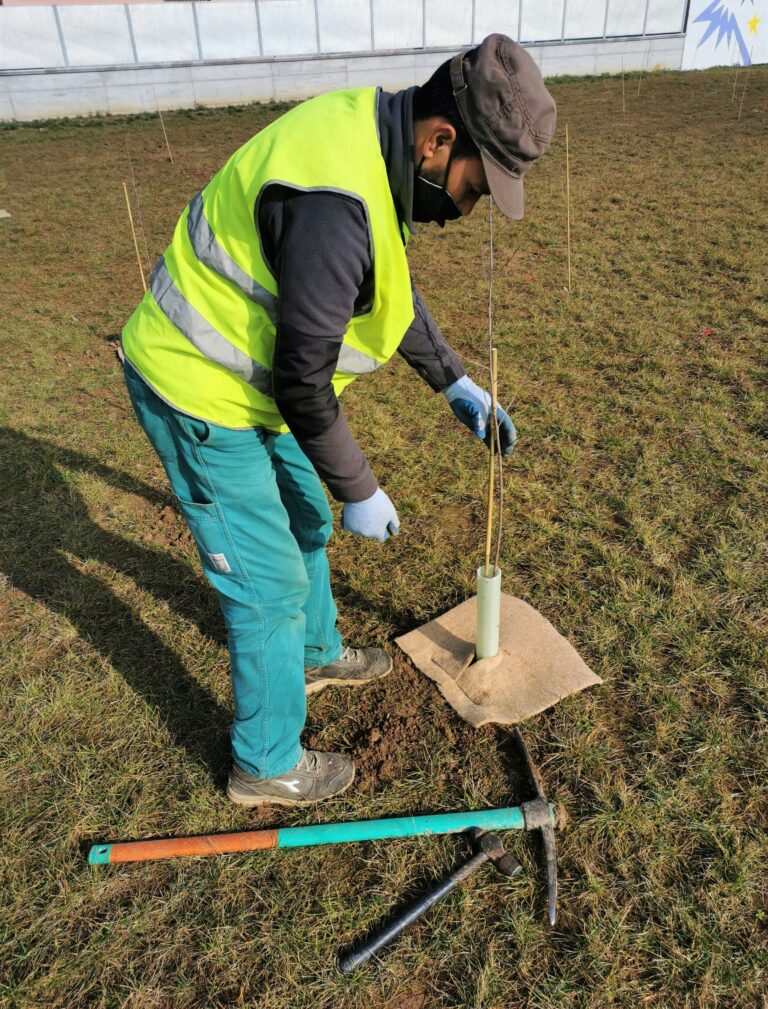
[476,565,501,659]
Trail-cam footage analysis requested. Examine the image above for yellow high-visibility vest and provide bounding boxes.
[121,88,414,431]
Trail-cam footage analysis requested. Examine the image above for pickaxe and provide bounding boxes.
[87,732,562,960]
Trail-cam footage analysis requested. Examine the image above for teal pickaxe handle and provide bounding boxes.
[88,799,555,864]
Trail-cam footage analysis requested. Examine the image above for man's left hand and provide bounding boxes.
[442,375,517,455]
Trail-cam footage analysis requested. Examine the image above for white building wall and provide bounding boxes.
[0,37,686,122]
[0,0,689,122]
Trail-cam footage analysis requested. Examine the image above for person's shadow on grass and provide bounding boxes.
[0,426,230,785]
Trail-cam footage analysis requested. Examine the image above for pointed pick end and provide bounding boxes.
[543,824,558,928]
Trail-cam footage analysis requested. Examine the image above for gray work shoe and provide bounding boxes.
[226,749,355,808]
[304,646,393,696]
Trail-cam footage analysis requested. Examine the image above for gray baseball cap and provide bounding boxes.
[450,34,557,219]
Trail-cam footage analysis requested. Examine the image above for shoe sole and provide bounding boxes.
[304,654,393,697]
[226,769,355,808]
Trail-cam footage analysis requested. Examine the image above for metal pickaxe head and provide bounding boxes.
[513,727,564,926]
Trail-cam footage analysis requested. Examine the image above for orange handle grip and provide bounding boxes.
[90,829,278,864]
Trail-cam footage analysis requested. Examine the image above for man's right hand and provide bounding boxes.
[341,488,400,542]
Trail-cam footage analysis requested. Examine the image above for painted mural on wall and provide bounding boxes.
[682,0,766,67]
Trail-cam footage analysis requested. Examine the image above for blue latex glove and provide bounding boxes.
[443,375,517,455]
[341,488,400,542]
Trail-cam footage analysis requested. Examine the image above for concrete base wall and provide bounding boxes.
[0,36,685,123]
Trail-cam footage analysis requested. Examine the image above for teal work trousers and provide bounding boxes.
[124,364,343,777]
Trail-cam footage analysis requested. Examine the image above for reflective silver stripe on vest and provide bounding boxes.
[337,342,383,375]
[187,192,279,325]
[151,257,273,396]
[170,192,386,383]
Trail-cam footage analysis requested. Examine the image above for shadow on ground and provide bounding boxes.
[0,426,230,783]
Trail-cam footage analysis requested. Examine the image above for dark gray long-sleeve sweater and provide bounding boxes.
[258,88,465,503]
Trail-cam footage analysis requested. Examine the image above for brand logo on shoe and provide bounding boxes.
[278,779,302,793]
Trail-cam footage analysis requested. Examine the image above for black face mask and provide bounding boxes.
[412,150,462,227]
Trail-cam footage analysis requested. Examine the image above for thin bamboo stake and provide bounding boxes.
[481,196,506,576]
[565,122,572,292]
[158,106,174,164]
[124,138,151,278]
[621,57,626,119]
[484,347,497,578]
[484,195,496,578]
[737,48,754,122]
[730,41,740,102]
[637,45,649,96]
[492,351,504,574]
[123,181,147,292]
[731,44,742,103]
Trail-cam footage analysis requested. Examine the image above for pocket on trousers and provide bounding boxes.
[176,414,212,445]
[175,497,245,582]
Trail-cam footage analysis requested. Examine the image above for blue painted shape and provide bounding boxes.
[88,844,113,865]
[276,806,537,849]
[694,1,751,65]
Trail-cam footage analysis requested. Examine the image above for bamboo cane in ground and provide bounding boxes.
[565,122,572,292]
[124,138,151,278]
[737,49,754,122]
[158,107,174,164]
[637,46,649,96]
[491,346,504,573]
[731,42,740,102]
[477,198,502,658]
[123,182,146,292]
[484,347,497,578]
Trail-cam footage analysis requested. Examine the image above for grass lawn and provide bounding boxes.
[1,67,766,1008]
